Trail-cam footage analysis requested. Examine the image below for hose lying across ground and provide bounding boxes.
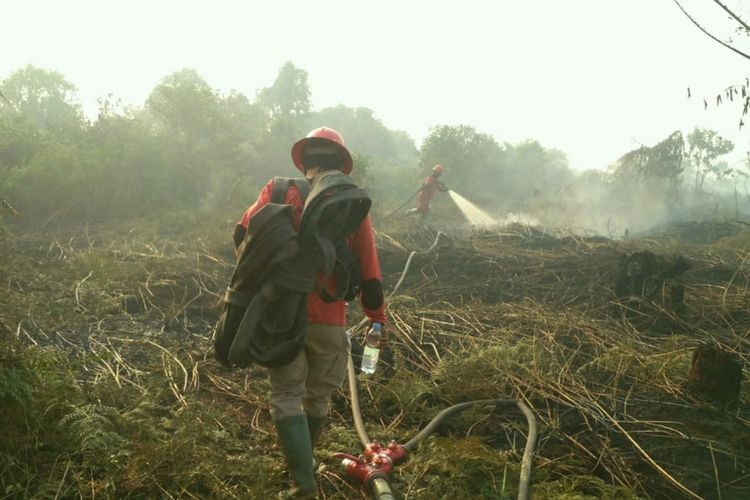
[400,399,537,499]
[345,230,538,499]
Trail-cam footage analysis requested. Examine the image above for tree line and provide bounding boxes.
[0,63,743,232]
[0,63,414,225]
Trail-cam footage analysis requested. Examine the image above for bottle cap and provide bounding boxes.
[372,322,382,331]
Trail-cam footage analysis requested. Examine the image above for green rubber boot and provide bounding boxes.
[275,415,318,499]
[307,415,327,449]
[307,415,327,472]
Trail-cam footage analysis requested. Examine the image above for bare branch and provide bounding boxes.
[712,0,750,33]
[673,0,750,61]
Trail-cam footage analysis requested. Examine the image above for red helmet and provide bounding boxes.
[291,127,353,175]
[432,164,444,174]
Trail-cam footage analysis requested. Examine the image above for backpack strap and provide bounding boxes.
[318,243,363,303]
[271,177,311,204]
[294,177,311,202]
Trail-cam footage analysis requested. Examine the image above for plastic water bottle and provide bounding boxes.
[360,323,382,375]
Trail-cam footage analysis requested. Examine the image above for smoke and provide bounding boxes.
[512,171,677,237]
[497,212,539,227]
[447,168,690,238]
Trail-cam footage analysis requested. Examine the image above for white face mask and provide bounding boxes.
[308,169,340,185]
[304,166,321,180]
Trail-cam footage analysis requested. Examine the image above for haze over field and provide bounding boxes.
[1,0,748,170]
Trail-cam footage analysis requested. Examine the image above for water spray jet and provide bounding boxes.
[448,190,497,227]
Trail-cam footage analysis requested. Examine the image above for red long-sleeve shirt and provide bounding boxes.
[235,178,386,327]
[416,174,448,213]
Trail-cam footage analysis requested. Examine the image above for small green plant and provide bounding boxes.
[0,341,40,445]
[0,359,34,410]
[59,403,129,473]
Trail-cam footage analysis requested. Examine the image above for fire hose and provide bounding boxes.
[341,231,538,499]
[384,187,421,219]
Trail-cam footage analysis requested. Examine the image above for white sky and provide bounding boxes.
[2,0,749,170]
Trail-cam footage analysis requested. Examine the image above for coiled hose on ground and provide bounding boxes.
[346,230,538,499]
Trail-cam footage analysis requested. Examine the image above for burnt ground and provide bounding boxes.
[1,220,749,499]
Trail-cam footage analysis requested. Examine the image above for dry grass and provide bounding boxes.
[1,220,749,499]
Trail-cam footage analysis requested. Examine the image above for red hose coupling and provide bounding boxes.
[364,440,409,466]
[332,453,386,484]
[333,441,410,485]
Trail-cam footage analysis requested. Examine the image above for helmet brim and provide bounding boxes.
[291,137,353,175]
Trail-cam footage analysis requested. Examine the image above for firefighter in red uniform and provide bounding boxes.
[233,127,386,499]
[407,164,448,221]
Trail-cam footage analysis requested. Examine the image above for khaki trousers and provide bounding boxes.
[268,323,349,421]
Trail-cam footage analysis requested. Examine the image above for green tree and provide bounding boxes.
[250,63,314,183]
[210,90,267,208]
[0,114,40,170]
[502,140,573,202]
[144,69,225,206]
[686,128,735,192]
[419,124,503,202]
[145,68,223,143]
[609,130,686,211]
[88,102,193,219]
[256,62,311,122]
[144,69,267,209]
[0,65,84,134]
[350,152,374,190]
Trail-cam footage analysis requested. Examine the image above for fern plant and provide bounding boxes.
[0,365,34,409]
[59,403,129,473]
[0,344,37,438]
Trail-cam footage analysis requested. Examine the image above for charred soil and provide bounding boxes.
[1,221,748,499]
